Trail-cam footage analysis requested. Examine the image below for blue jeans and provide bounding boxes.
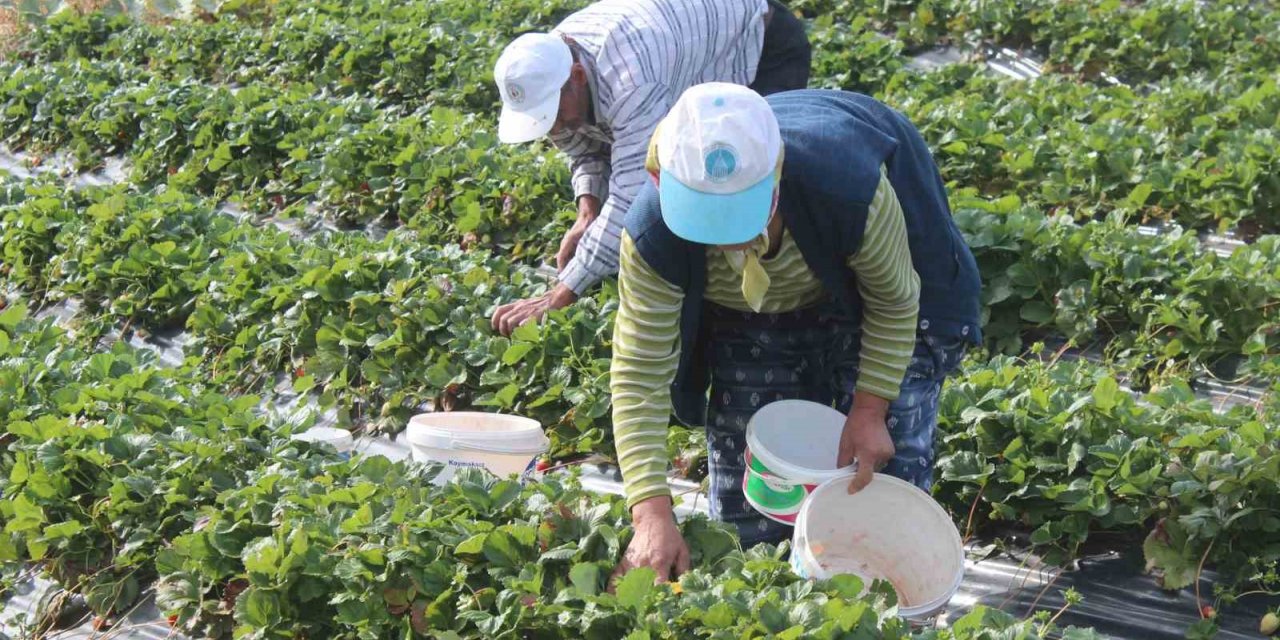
[702,304,968,546]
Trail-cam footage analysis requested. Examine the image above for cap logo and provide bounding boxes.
[704,145,738,183]
[505,82,526,105]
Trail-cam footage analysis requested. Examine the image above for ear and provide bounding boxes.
[569,62,587,85]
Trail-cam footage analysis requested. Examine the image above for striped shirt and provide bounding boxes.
[611,170,921,507]
[549,0,769,294]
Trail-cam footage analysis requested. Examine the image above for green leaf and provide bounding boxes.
[1092,377,1121,412]
[237,588,282,628]
[1238,421,1265,446]
[0,301,28,330]
[455,533,488,561]
[243,537,282,576]
[614,567,656,613]
[482,530,524,568]
[1019,301,1054,324]
[456,202,483,233]
[207,142,234,171]
[777,626,805,640]
[494,383,519,408]
[824,574,865,599]
[26,538,48,561]
[1066,442,1087,474]
[1142,521,1197,590]
[510,322,541,343]
[7,495,45,532]
[1125,182,1154,208]
[151,240,177,258]
[702,602,735,628]
[502,342,535,365]
[569,562,601,597]
[41,520,84,540]
[1030,524,1056,545]
[292,374,316,394]
[340,503,374,533]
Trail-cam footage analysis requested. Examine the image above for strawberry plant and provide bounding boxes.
[3,6,1280,635]
[4,175,1276,462]
[936,355,1280,589]
[0,308,1107,639]
[788,0,1280,82]
[954,193,1280,385]
[889,65,1280,234]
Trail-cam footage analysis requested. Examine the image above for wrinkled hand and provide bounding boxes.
[556,195,601,271]
[613,497,690,585]
[491,284,577,336]
[838,394,895,494]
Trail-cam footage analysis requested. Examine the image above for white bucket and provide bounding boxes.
[742,400,855,523]
[405,412,548,483]
[291,427,355,459]
[790,473,964,620]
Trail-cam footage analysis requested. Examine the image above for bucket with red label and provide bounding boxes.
[742,400,853,524]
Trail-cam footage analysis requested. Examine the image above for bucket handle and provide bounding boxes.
[449,439,547,455]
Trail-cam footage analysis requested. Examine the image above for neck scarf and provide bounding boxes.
[722,229,772,312]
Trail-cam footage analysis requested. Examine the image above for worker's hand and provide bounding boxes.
[613,496,690,585]
[556,195,601,271]
[491,284,578,336]
[838,393,895,494]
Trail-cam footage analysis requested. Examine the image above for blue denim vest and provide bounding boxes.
[624,90,982,426]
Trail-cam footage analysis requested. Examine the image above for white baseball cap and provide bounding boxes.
[654,83,782,245]
[494,33,573,143]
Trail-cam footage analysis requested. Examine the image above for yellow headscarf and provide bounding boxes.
[646,122,783,312]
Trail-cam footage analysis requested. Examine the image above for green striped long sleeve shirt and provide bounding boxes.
[610,169,921,508]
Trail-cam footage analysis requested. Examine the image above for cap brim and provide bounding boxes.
[659,169,774,244]
[498,93,560,143]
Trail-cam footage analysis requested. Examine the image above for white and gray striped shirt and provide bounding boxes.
[549,0,769,294]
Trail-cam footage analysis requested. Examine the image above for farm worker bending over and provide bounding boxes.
[610,84,983,579]
[489,0,812,335]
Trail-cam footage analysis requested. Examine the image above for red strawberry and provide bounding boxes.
[1201,605,1216,619]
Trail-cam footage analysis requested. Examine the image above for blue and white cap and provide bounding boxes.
[656,83,782,245]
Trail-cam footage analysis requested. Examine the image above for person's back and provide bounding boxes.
[767,90,982,335]
[554,0,768,100]
[488,0,811,335]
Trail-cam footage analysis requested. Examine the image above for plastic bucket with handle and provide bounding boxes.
[790,473,965,620]
[742,400,855,524]
[405,412,548,483]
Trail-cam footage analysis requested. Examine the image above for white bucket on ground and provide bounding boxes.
[743,400,855,523]
[405,412,548,483]
[790,473,964,620]
[291,427,355,459]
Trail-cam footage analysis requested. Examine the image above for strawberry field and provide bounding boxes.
[1,0,1279,638]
